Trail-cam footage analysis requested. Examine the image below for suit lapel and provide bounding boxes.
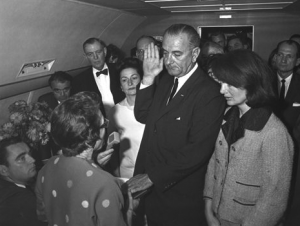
[86,68,101,95]
[285,73,300,102]
[155,68,201,121]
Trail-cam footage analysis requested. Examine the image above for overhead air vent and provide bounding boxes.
[17,59,55,78]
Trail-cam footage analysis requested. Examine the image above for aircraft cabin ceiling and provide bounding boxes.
[73,0,298,15]
[0,0,299,102]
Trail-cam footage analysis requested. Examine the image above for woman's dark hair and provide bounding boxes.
[105,44,125,64]
[117,57,143,80]
[50,91,103,157]
[209,50,276,108]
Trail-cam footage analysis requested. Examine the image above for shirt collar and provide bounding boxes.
[93,63,108,75]
[277,72,293,83]
[14,183,26,188]
[176,63,198,84]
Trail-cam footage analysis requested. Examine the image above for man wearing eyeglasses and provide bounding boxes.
[136,36,157,62]
[38,71,72,157]
[38,71,72,110]
[72,38,124,117]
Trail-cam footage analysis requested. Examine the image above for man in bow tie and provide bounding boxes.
[72,38,124,116]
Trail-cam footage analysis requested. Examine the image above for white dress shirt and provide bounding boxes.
[140,63,198,99]
[93,64,115,115]
[277,73,293,98]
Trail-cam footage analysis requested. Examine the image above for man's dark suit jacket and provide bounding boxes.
[273,73,300,137]
[273,72,300,225]
[133,66,226,226]
[37,93,61,158]
[38,92,59,110]
[71,63,125,116]
[0,178,44,226]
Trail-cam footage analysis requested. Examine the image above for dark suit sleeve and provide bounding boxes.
[134,83,156,124]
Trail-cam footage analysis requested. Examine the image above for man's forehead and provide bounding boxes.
[84,42,104,52]
[278,43,297,53]
[51,80,70,88]
[212,36,224,41]
[137,38,154,49]
[7,142,29,159]
[162,33,189,50]
[229,38,242,45]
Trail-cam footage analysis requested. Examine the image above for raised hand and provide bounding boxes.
[142,42,164,86]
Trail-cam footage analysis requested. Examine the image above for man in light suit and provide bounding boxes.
[72,38,124,116]
[127,24,226,226]
[274,39,300,226]
[38,71,72,110]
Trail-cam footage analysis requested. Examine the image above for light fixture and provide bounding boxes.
[17,59,56,78]
[219,15,232,18]
[220,7,232,10]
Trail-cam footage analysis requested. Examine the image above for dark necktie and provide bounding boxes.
[279,79,285,100]
[96,69,108,77]
[167,78,178,104]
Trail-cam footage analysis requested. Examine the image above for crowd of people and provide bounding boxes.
[0,23,300,226]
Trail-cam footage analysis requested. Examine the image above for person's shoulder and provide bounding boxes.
[73,66,93,80]
[264,113,290,134]
[0,178,32,201]
[38,92,53,101]
[194,67,221,91]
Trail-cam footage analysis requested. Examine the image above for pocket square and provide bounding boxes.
[293,102,300,107]
[176,117,181,120]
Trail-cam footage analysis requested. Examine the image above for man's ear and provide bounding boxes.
[103,47,107,57]
[0,165,9,177]
[192,47,200,63]
[296,58,300,67]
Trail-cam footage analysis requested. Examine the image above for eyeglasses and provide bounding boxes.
[100,118,109,129]
[53,87,71,94]
[136,49,144,56]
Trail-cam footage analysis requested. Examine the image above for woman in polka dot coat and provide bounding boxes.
[35,92,130,226]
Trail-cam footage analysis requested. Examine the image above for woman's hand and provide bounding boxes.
[205,199,220,226]
[125,191,140,226]
[96,148,114,167]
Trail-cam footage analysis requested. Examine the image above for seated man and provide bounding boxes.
[38,71,72,157]
[0,138,46,226]
[38,71,72,110]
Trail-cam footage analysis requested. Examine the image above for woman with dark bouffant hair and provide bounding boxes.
[35,91,132,226]
[107,57,145,179]
[204,50,294,226]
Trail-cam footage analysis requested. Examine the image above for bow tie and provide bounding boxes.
[96,69,108,76]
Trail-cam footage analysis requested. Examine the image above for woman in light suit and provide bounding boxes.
[204,50,294,226]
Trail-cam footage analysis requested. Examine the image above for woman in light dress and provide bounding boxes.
[108,58,145,179]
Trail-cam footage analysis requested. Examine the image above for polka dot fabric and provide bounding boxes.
[35,155,127,226]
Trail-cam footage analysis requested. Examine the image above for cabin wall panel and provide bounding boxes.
[0,0,144,85]
[122,12,300,61]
